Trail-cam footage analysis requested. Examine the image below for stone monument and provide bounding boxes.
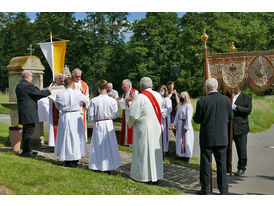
[1,56,46,146]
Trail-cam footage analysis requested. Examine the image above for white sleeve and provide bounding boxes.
[128,95,142,128]
[88,99,95,122]
[173,108,180,127]
[112,99,119,119]
[167,98,172,114]
[184,104,193,130]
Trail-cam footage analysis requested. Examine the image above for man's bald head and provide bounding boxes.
[107,82,113,91]
[22,70,33,83]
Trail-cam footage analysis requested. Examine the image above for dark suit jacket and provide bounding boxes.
[15,79,51,125]
[193,92,233,147]
[233,92,252,136]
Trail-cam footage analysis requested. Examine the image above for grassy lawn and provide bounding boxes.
[0,152,182,195]
[0,121,181,195]
[0,92,10,114]
[0,122,10,147]
[248,95,274,133]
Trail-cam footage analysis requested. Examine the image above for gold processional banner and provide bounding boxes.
[208,51,274,94]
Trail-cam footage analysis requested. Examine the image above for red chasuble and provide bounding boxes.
[52,102,59,143]
[120,88,136,145]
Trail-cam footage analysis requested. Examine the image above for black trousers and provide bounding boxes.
[200,145,228,193]
[227,134,247,171]
[22,123,35,154]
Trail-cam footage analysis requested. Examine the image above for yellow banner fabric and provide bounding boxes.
[53,41,67,75]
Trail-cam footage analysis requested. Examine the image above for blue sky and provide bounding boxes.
[26,12,186,41]
[26,12,186,21]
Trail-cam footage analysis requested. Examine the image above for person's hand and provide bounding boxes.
[183,128,188,133]
[173,89,178,95]
[232,103,237,110]
[108,92,112,97]
[79,102,84,107]
[125,96,133,103]
[48,85,53,91]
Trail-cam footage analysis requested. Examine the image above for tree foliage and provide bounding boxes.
[0,12,273,97]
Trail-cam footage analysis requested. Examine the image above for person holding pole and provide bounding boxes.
[193,78,233,195]
[226,87,252,176]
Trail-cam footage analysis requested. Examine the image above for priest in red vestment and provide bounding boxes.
[119,79,138,146]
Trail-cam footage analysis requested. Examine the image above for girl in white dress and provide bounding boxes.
[171,91,194,162]
[54,77,88,167]
[159,85,172,156]
[88,80,122,172]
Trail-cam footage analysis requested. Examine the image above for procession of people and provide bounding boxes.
[15,67,253,195]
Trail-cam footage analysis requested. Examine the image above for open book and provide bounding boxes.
[48,85,65,102]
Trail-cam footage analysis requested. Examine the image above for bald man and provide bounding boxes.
[16,70,51,157]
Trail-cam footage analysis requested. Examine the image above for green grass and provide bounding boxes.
[248,95,274,133]
[0,122,9,147]
[118,145,133,153]
[164,156,201,171]
[0,122,181,195]
[191,95,274,133]
[0,92,10,114]
[0,152,182,195]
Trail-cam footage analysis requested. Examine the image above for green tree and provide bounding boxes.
[127,12,181,90]
[0,12,33,91]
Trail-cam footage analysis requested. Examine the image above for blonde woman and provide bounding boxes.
[171,91,194,162]
[159,85,172,155]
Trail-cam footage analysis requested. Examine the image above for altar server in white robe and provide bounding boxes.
[159,85,172,155]
[88,80,122,171]
[48,73,65,147]
[54,77,88,167]
[128,77,163,183]
[172,91,194,163]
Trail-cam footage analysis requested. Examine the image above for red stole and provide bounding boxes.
[52,102,59,143]
[120,88,136,145]
[141,90,161,125]
[181,119,186,154]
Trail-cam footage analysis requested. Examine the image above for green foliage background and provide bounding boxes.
[0,12,273,97]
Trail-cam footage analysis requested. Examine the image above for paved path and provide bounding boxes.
[192,126,274,195]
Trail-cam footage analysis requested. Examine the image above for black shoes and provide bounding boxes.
[21,152,38,158]
[235,169,245,176]
[220,191,229,195]
[64,160,78,168]
[196,190,210,195]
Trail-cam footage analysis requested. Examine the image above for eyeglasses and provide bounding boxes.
[76,76,81,78]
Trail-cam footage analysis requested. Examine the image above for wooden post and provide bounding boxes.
[201,29,213,192]
[230,90,234,176]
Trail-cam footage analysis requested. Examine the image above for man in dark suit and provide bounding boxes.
[16,70,51,157]
[193,78,233,195]
[227,88,252,176]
